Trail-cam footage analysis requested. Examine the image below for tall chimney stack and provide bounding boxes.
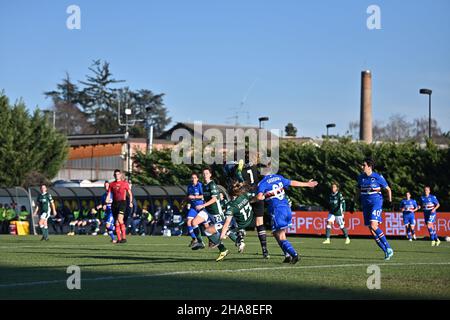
[360,70,373,143]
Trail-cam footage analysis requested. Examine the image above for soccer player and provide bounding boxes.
[257,173,318,264]
[420,186,441,246]
[192,168,239,261]
[33,184,57,241]
[98,181,116,243]
[357,158,394,260]
[323,183,350,245]
[186,173,205,248]
[224,159,270,259]
[106,169,133,244]
[399,192,419,241]
[220,181,256,256]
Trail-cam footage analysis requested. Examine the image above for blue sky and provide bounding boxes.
[1,0,449,138]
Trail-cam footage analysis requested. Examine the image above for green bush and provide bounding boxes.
[132,139,450,211]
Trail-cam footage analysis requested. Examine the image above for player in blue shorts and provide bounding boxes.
[399,192,418,241]
[420,186,441,246]
[186,173,205,248]
[98,181,116,243]
[357,158,394,260]
[257,173,318,264]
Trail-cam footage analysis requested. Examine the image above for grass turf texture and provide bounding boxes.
[0,233,449,300]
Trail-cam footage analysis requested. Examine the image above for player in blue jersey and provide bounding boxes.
[399,192,419,241]
[357,158,394,260]
[420,186,441,246]
[257,173,318,264]
[186,173,206,248]
[98,181,117,243]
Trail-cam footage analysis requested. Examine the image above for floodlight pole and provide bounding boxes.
[118,102,143,182]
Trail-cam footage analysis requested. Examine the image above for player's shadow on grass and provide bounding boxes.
[7,252,262,269]
[1,264,447,300]
[300,254,370,261]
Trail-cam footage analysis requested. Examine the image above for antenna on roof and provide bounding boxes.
[228,78,259,126]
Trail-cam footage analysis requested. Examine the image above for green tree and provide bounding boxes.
[44,73,94,135]
[285,123,297,137]
[132,139,450,211]
[0,92,68,187]
[78,60,125,134]
[46,60,172,137]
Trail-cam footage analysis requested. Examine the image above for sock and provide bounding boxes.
[428,227,434,240]
[227,230,238,243]
[325,225,331,239]
[373,233,386,252]
[256,225,268,253]
[115,225,122,241]
[209,232,227,252]
[41,226,48,239]
[107,225,116,241]
[411,228,415,236]
[120,223,126,240]
[280,240,297,257]
[341,227,348,238]
[276,237,289,257]
[374,228,391,251]
[193,226,203,243]
[406,226,412,240]
[188,225,196,240]
[431,228,437,241]
[69,224,75,233]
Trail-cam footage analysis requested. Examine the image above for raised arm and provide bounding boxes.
[290,179,318,188]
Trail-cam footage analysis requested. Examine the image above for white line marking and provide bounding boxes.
[1,262,449,288]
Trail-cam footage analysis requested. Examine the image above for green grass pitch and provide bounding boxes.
[0,233,449,300]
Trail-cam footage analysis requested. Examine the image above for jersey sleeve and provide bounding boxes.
[224,206,235,217]
[280,175,291,189]
[432,196,440,205]
[48,194,54,202]
[377,174,388,188]
[339,193,346,212]
[257,181,266,195]
[210,182,220,198]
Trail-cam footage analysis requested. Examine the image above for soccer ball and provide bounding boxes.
[445,236,450,242]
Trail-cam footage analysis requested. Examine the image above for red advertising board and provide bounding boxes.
[287,211,450,237]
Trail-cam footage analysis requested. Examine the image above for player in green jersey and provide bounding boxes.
[220,181,255,250]
[323,183,350,244]
[192,168,239,261]
[32,184,56,241]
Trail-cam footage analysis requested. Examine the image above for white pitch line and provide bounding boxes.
[1,262,449,289]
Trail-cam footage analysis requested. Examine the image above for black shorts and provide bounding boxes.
[112,201,127,220]
[251,200,265,218]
